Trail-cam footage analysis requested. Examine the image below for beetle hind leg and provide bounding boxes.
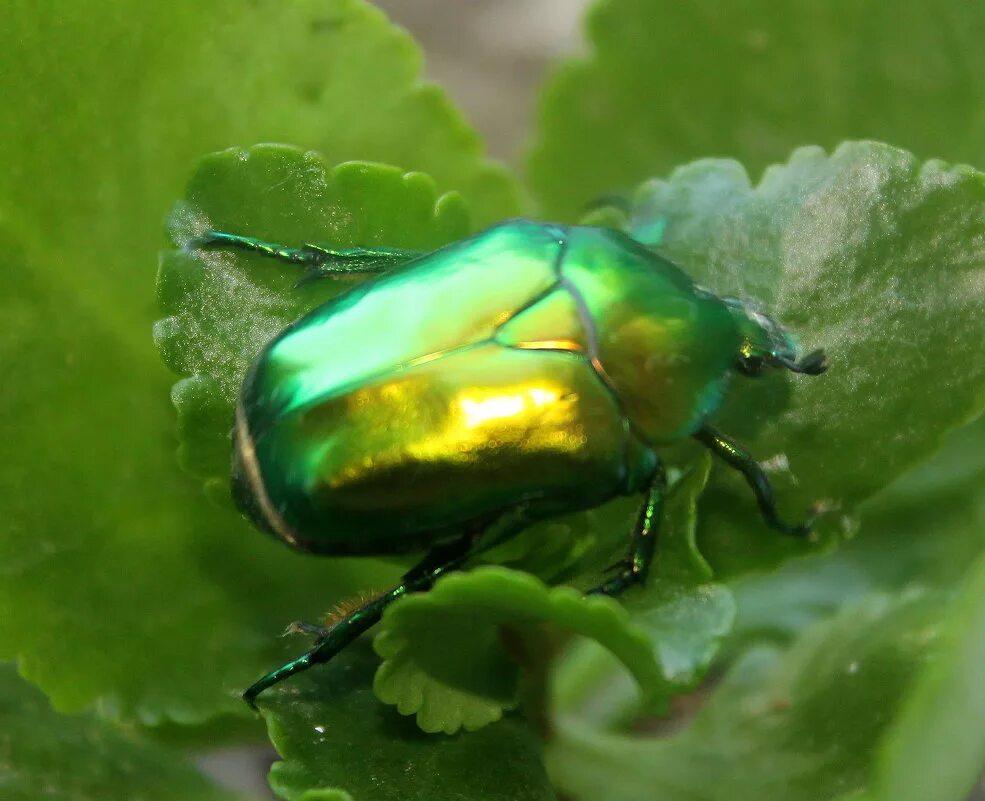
[243,549,469,709]
[587,466,666,597]
[694,424,815,537]
[242,512,529,708]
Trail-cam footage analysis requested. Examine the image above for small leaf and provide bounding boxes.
[626,142,985,574]
[549,591,946,801]
[262,641,555,801]
[373,566,665,734]
[530,0,985,219]
[554,457,735,724]
[0,663,240,801]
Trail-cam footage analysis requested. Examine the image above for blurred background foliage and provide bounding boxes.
[2,1,984,799]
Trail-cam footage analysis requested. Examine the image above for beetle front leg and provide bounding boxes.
[191,231,422,280]
[694,424,814,537]
[587,466,666,597]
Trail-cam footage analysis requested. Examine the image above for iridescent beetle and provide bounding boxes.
[195,219,827,707]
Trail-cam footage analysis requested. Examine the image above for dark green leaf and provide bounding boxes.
[530,0,985,219]
[261,641,555,801]
[730,416,985,647]
[871,550,985,801]
[0,663,240,801]
[549,592,945,801]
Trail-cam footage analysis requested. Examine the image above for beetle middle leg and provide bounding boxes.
[587,466,666,597]
[694,424,814,537]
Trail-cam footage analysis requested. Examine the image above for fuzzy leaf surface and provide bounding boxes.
[627,142,985,574]
[156,144,469,495]
[729,415,985,647]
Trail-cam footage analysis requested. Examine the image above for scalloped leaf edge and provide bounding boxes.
[373,565,667,734]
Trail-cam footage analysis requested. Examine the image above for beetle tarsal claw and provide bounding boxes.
[602,558,628,574]
[773,349,828,375]
[797,349,828,375]
[281,620,327,639]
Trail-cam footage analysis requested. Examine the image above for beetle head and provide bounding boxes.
[724,297,827,377]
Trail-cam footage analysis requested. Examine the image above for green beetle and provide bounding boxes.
[196,219,826,706]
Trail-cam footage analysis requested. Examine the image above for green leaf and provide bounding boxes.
[0,210,398,722]
[372,566,664,735]
[553,456,735,726]
[2,0,517,260]
[157,144,470,493]
[0,0,510,722]
[0,663,240,801]
[872,550,985,801]
[262,640,555,801]
[529,0,985,219]
[626,142,985,574]
[549,591,946,801]
[729,415,985,647]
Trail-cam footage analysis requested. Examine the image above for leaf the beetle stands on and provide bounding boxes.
[151,141,985,745]
[156,144,470,498]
